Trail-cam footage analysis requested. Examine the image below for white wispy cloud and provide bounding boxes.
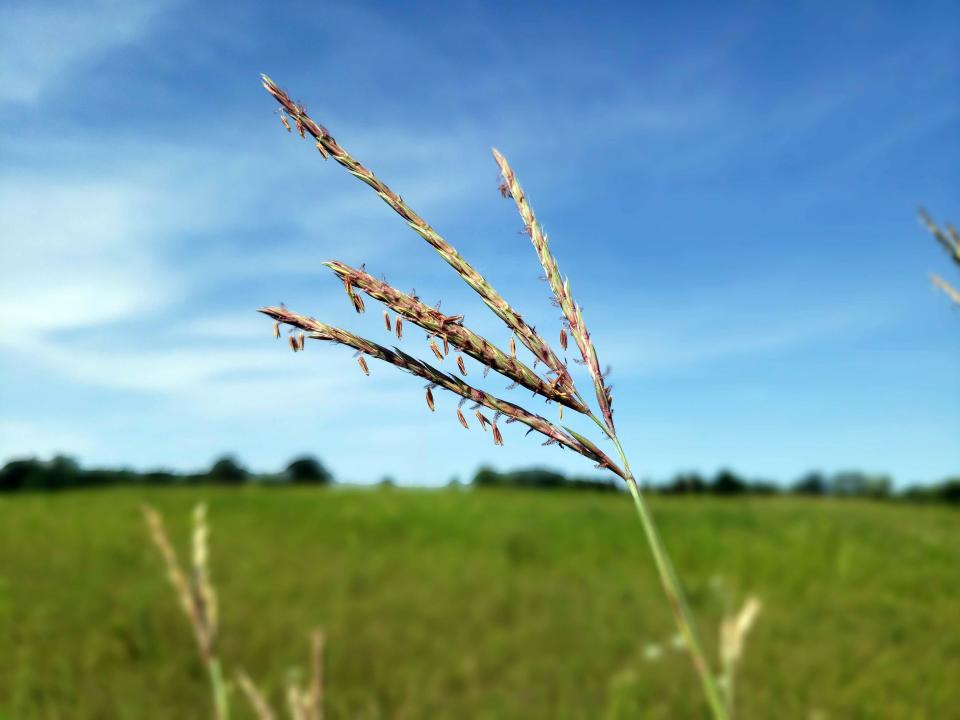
[0,0,173,105]
[0,175,179,340]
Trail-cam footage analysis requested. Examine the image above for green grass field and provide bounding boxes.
[1,487,958,719]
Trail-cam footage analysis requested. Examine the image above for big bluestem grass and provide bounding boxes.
[143,504,326,720]
[259,73,733,719]
[919,207,960,306]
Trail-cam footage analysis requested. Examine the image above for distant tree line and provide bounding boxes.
[472,466,621,492]
[1,455,957,504]
[473,466,960,504]
[0,454,332,492]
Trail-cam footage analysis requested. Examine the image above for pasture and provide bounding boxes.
[1,487,957,718]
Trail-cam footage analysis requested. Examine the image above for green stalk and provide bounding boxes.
[594,415,727,720]
[207,656,230,720]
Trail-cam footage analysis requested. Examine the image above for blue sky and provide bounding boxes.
[1,0,957,486]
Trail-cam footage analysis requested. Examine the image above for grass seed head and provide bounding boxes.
[323,260,588,415]
[262,293,624,473]
[237,671,276,720]
[720,597,762,669]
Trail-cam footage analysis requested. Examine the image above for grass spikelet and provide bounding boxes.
[456,355,467,375]
[395,315,403,339]
[383,310,392,333]
[351,292,365,314]
[429,339,444,362]
[357,357,369,376]
[492,424,504,446]
[559,327,568,351]
[298,332,306,351]
[425,386,435,411]
[289,335,299,352]
[273,321,280,339]
[493,148,616,432]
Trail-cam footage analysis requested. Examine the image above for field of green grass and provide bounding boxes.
[1,487,958,719]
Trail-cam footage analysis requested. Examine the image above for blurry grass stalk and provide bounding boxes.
[283,630,326,720]
[719,596,762,716]
[919,207,960,306]
[144,503,326,720]
[142,503,229,720]
[259,73,735,719]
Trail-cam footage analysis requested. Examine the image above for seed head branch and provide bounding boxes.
[259,306,624,477]
[919,207,960,265]
[919,207,960,306]
[493,149,617,433]
[142,505,217,661]
[325,260,589,414]
[260,74,577,401]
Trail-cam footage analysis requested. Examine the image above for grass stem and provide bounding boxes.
[208,656,230,720]
[608,429,727,719]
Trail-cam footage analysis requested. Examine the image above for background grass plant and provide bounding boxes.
[919,207,960,306]
[142,503,326,720]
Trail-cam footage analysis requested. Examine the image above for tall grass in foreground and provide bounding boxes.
[255,74,750,718]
